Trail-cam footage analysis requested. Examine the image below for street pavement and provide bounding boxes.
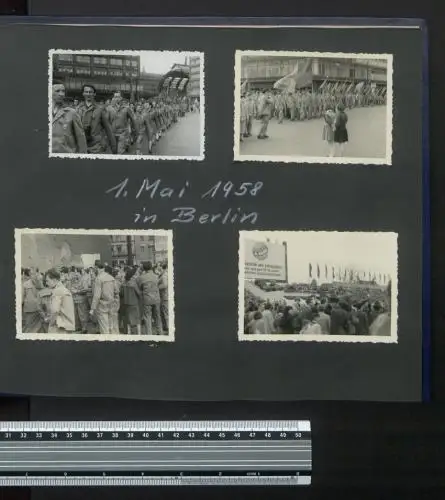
[153,110,202,157]
[239,105,388,159]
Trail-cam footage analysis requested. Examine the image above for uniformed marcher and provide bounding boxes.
[77,84,117,154]
[257,90,274,140]
[109,91,138,155]
[134,104,152,155]
[51,83,87,154]
[276,92,286,124]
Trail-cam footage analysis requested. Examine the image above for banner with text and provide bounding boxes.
[244,239,287,281]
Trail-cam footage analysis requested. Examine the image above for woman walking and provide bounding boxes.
[333,103,349,157]
[322,107,336,157]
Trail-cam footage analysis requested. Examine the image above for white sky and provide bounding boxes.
[243,231,397,283]
[139,51,190,74]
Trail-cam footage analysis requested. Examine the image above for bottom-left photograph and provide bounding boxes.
[15,228,174,341]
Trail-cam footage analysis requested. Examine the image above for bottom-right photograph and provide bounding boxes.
[238,230,398,343]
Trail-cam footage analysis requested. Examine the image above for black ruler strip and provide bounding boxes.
[0,431,311,442]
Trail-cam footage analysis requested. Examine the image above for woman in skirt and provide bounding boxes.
[333,103,349,157]
[322,107,336,157]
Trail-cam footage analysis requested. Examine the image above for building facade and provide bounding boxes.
[53,53,141,101]
[241,56,388,90]
[21,234,112,272]
[187,55,201,99]
[138,72,163,98]
[110,235,167,267]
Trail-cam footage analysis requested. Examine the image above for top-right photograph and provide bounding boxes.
[233,51,393,165]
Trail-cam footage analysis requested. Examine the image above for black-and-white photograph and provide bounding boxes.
[16,229,174,341]
[49,49,204,160]
[234,51,392,164]
[238,231,398,342]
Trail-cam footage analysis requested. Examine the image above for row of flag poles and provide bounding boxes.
[308,263,391,285]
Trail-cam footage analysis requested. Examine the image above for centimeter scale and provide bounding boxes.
[0,420,311,486]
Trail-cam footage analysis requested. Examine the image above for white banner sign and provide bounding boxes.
[81,253,101,268]
[244,239,287,281]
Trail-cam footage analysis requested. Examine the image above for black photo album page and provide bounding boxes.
[0,18,428,402]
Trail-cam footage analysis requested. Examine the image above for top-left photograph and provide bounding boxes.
[49,49,205,160]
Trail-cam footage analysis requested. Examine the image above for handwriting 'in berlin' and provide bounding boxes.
[134,207,259,225]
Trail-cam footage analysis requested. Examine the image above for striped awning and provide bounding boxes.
[162,77,172,88]
[170,77,182,89]
[177,77,189,90]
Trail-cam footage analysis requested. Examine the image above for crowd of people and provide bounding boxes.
[239,84,387,156]
[21,260,170,336]
[52,81,199,155]
[243,282,392,337]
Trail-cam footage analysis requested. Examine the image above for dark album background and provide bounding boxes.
[0,19,427,402]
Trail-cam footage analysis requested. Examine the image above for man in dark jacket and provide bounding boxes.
[78,84,117,154]
[330,299,350,335]
[137,261,162,335]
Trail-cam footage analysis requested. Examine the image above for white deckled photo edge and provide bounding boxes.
[238,230,398,343]
[49,49,205,161]
[15,227,175,342]
[234,50,393,165]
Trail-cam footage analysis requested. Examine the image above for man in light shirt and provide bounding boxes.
[45,268,75,334]
[90,261,116,334]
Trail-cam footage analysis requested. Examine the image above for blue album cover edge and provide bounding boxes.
[2,15,425,27]
[421,23,431,402]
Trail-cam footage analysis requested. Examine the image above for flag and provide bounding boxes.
[240,79,248,94]
[346,82,354,92]
[317,264,320,279]
[273,58,313,92]
[319,79,328,90]
[309,263,312,278]
[355,81,365,92]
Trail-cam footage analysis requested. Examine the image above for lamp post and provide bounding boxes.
[126,236,134,266]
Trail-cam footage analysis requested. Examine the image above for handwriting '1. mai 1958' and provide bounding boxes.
[105,178,264,225]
